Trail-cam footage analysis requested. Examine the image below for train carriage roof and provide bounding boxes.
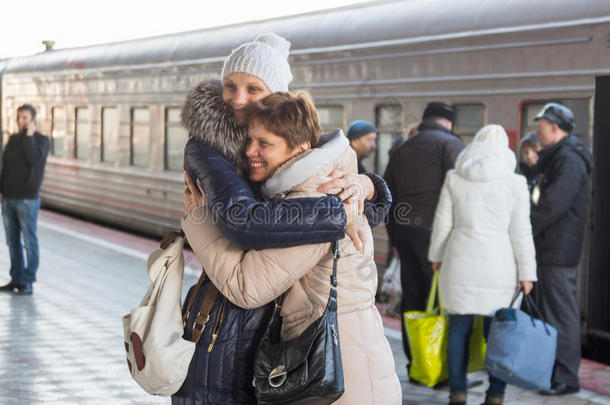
[5,0,610,73]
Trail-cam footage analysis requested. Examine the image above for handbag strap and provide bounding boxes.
[182,269,207,324]
[192,283,219,344]
[166,229,220,343]
[509,288,522,308]
[160,229,184,249]
[184,269,219,344]
[509,289,552,336]
[275,240,340,308]
[522,294,552,335]
[425,271,444,314]
[330,240,340,290]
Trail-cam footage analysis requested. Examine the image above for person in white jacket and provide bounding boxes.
[428,124,537,405]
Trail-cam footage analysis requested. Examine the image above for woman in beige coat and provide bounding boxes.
[183,91,402,405]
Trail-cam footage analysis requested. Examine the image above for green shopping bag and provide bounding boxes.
[404,272,486,387]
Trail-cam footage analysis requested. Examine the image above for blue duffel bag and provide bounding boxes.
[484,291,557,390]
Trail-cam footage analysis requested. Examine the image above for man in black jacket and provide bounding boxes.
[531,103,593,396]
[384,102,464,364]
[0,105,50,295]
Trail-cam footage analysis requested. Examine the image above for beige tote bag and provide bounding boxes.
[122,235,195,396]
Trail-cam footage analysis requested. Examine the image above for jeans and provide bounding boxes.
[448,314,506,397]
[1,197,40,286]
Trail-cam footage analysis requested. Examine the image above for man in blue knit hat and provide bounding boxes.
[347,120,377,173]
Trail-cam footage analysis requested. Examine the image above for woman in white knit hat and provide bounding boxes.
[428,124,537,405]
[174,33,393,405]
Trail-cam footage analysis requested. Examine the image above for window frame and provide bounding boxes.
[317,105,345,133]
[51,106,67,157]
[452,103,486,144]
[375,104,404,174]
[130,106,151,168]
[101,106,119,164]
[74,106,91,160]
[164,106,186,171]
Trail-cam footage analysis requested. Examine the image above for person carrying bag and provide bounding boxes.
[428,125,537,405]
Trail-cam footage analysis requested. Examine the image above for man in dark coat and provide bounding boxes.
[531,103,593,396]
[384,102,464,364]
[0,104,50,295]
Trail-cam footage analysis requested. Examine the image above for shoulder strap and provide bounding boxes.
[276,240,341,307]
[191,280,219,344]
[330,240,340,288]
[182,268,220,344]
[182,269,207,324]
[160,229,184,249]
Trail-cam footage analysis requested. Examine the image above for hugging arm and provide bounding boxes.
[182,207,329,309]
[185,138,346,250]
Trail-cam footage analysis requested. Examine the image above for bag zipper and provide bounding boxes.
[208,297,227,352]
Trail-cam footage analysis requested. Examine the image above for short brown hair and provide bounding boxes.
[243,90,321,148]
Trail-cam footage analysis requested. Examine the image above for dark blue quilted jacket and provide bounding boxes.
[184,139,391,250]
[172,280,272,405]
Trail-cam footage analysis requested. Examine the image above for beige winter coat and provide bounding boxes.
[182,131,402,405]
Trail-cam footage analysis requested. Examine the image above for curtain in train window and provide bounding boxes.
[131,108,150,168]
[51,107,66,157]
[520,99,591,150]
[375,105,403,175]
[165,107,186,171]
[102,107,119,163]
[75,107,91,160]
[453,104,485,145]
[318,106,344,133]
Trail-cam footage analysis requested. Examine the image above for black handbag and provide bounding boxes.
[253,241,345,405]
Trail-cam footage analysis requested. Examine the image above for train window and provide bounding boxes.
[318,106,344,133]
[165,107,186,171]
[75,107,91,160]
[102,108,119,163]
[521,99,591,150]
[453,104,485,144]
[131,107,150,168]
[51,107,66,156]
[375,105,403,174]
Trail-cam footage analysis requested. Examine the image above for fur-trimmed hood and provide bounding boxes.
[181,80,247,167]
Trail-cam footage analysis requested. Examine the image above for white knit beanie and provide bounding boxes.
[221,33,293,93]
[473,124,509,147]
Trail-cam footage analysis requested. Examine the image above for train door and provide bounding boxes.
[586,76,610,358]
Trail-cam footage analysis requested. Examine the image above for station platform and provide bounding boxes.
[0,209,609,404]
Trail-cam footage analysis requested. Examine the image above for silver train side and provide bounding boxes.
[1,0,610,348]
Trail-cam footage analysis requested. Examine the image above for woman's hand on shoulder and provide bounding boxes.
[344,201,366,254]
[183,172,207,218]
[317,170,375,215]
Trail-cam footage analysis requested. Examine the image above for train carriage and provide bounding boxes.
[1,0,610,355]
